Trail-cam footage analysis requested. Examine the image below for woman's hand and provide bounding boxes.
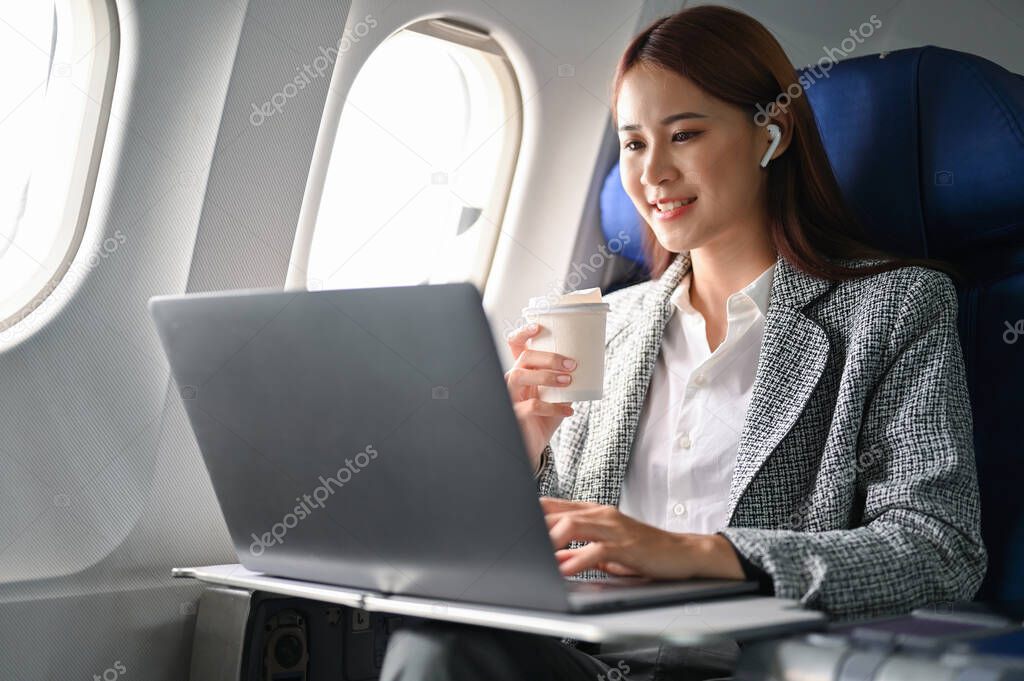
[505,323,577,472]
[540,497,746,581]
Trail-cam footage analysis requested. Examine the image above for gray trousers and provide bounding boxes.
[379,619,739,681]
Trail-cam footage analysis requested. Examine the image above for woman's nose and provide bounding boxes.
[640,147,679,186]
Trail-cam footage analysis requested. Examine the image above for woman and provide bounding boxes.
[380,5,986,680]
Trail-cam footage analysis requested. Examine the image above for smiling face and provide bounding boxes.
[615,65,775,255]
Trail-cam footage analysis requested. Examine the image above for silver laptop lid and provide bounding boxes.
[149,283,573,611]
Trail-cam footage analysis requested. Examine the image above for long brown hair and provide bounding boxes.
[611,5,959,284]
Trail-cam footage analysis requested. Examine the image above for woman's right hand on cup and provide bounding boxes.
[505,323,577,473]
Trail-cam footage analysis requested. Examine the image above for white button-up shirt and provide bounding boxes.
[618,262,775,534]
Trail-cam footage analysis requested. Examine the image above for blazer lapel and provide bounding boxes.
[572,252,692,507]
[571,250,833,514]
[727,254,833,519]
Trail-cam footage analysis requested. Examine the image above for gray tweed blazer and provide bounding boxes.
[536,250,986,620]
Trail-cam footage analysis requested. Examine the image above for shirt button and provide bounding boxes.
[673,503,687,516]
[692,373,706,386]
[676,433,692,449]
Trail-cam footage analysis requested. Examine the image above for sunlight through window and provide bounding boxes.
[307,23,521,291]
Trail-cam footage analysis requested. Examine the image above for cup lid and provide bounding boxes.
[524,287,607,316]
[522,302,609,316]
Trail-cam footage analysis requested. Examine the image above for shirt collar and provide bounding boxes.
[670,262,776,319]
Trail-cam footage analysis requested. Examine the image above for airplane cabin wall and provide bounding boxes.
[0,0,350,678]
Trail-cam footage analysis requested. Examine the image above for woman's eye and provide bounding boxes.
[622,132,699,152]
[673,131,699,142]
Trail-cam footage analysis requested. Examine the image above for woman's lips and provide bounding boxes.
[653,197,697,221]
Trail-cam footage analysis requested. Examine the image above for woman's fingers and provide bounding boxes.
[504,326,577,408]
[597,560,642,577]
[513,398,573,419]
[505,366,574,389]
[555,547,641,577]
[506,326,579,373]
[517,348,578,372]
[505,323,540,357]
[504,325,578,408]
[541,499,611,548]
[554,541,614,576]
[546,510,617,549]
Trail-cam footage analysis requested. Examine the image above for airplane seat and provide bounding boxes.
[598,166,653,294]
[595,45,1024,609]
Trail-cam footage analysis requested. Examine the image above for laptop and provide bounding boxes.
[149,283,755,613]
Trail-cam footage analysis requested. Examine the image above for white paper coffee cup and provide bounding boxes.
[522,294,609,403]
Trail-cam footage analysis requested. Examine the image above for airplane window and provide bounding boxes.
[0,0,116,337]
[307,21,521,291]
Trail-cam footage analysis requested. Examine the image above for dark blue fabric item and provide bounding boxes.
[599,165,647,266]
[597,46,1024,606]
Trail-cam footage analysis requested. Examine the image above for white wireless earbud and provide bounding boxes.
[760,124,781,168]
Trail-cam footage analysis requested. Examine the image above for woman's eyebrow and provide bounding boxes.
[618,111,709,132]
